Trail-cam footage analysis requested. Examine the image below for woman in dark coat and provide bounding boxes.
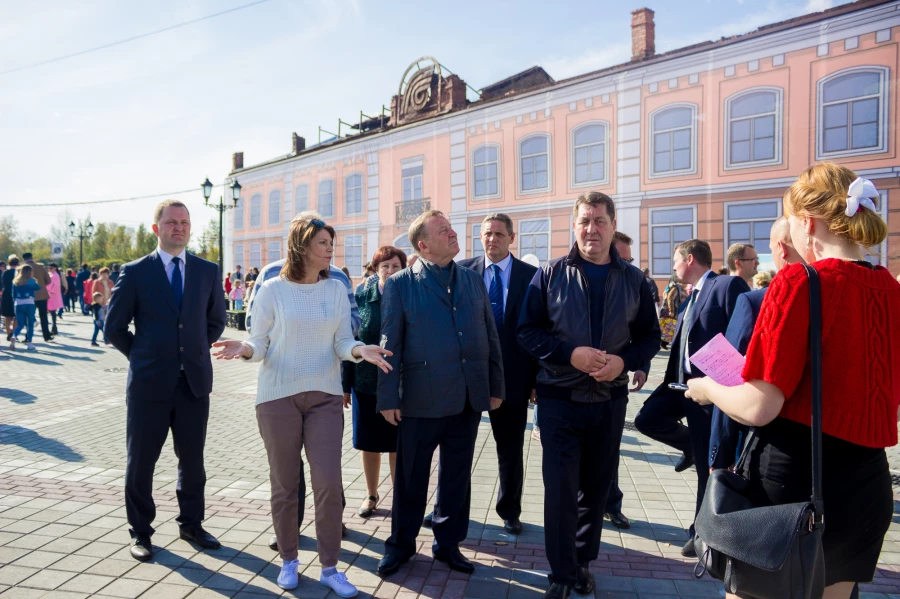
[342,245,406,518]
[2,256,18,340]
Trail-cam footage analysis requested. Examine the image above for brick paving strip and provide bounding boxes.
[0,314,898,598]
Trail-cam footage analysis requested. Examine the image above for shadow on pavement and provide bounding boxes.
[0,424,85,462]
[0,388,38,404]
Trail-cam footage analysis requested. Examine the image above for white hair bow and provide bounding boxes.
[845,177,879,217]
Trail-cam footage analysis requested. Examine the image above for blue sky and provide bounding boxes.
[0,0,849,238]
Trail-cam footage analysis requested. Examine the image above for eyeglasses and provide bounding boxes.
[737,257,759,262]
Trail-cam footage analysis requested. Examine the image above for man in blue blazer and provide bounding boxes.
[709,217,804,470]
[459,213,538,536]
[634,239,749,557]
[106,200,226,561]
[376,210,504,578]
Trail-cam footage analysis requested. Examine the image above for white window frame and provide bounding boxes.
[249,194,262,228]
[401,163,423,202]
[268,190,281,225]
[471,143,501,200]
[342,234,364,277]
[518,218,551,263]
[294,184,309,215]
[344,173,364,216]
[266,240,281,262]
[233,243,244,268]
[517,133,552,195]
[570,120,610,188]
[724,88,784,170]
[249,243,262,269]
[233,197,244,230]
[471,223,484,258]
[648,205,697,278]
[317,179,334,218]
[648,103,698,179]
[864,191,889,266]
[392,233,415,257]
[816,66,890,160]
[723,199,782,254]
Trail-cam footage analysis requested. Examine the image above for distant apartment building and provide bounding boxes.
[225,0,900,286]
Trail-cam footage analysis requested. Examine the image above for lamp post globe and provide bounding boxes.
[201,178,213,204]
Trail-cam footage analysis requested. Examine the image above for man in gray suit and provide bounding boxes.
[376,210,504,578]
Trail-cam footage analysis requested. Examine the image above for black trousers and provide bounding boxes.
[606,467,623,513]
[125,373,209,537]
[540,396,627,587]
[386,403,481,557]
[489,398,529,521]
[34,299,51,340]
[634,386,713,521]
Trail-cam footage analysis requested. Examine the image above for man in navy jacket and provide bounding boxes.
[106,200,226,561]
[634,239,749,558]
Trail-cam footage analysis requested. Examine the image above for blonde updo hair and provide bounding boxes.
[782,162,887,248]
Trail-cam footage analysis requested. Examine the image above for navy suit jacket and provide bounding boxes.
[458,254,539,405]
[106,251,226,403]
[708,287,766,469]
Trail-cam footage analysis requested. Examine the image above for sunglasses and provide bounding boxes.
[305,218,326,230]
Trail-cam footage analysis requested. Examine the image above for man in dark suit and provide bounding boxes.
[634,239,749,558]
[459,213,538,536]
[376,210,504,578]
[106,199,227,561]
[518,193,660,599]
[709,217,804,470]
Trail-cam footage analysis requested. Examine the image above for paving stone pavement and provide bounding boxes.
[0,313,898,599]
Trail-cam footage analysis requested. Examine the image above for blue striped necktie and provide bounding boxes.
[488,264,504,332]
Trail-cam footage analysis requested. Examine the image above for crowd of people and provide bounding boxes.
[3,161,899,599]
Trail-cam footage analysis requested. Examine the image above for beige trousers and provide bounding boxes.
[256,391,343,565]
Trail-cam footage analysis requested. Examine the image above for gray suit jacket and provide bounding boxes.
[376,258,505,418]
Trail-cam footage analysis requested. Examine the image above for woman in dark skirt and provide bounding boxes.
[342,245,406,518]
[686,163,900,599]
[2,256,19,340]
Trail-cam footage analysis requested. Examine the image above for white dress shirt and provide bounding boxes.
[483,253,512,312]
[157,247,186,292]
[682,269,713,375]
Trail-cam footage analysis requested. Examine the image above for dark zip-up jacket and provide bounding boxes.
[517,243,660,402]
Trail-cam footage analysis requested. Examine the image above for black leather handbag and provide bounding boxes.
[693,264,826,599]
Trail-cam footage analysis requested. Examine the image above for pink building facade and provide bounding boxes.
[225,0,900,288]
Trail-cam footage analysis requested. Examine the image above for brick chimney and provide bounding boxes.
[232,151,243,171]
[292,132,305,154]
[631,8,655,61]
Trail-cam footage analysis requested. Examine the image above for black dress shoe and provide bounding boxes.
[423,511,433,528]
[503,517,523,535]
[574,566,595,595]
[377,552,412,577]
[433,547,474,574]
[270,530,304,551]
[543,583,571,598]
[674,453,695,473]
[604,511,631,529]
[342,522,347,538]
[681,537,697,558]
[179,526,221,550]
[130,535,152,561]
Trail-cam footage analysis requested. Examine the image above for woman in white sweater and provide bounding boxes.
[212,216,391,596]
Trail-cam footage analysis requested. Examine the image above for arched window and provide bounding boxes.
[725,89,782,168]
[294,184,308,214]
[518,134,551,193]
[393,234,415,257]
[650,105,696,177]
[571,122,608,186]
[472,144,500,199]
[817,67,889,158]
[345,173,363,215]
[317,179,334,218]
[268,190,281,225]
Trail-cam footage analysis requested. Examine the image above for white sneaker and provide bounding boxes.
[277,559,300,590]
[320,571,358,598]
[26,343,36,351]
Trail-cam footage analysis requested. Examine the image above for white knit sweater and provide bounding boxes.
[243,276,363,405]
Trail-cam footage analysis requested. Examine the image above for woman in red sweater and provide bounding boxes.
[687,162,900,599]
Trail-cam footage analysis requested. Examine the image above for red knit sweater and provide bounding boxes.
[742,259,900,448]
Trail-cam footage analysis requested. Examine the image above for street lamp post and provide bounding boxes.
[201,178,242,275]
[68,221,94,266]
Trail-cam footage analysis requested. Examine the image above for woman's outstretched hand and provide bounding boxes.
[211,340,249,360]
[354,345,393,373]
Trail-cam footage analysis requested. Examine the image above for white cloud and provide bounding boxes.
[541,43,632,80]
[805,0,834,11]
